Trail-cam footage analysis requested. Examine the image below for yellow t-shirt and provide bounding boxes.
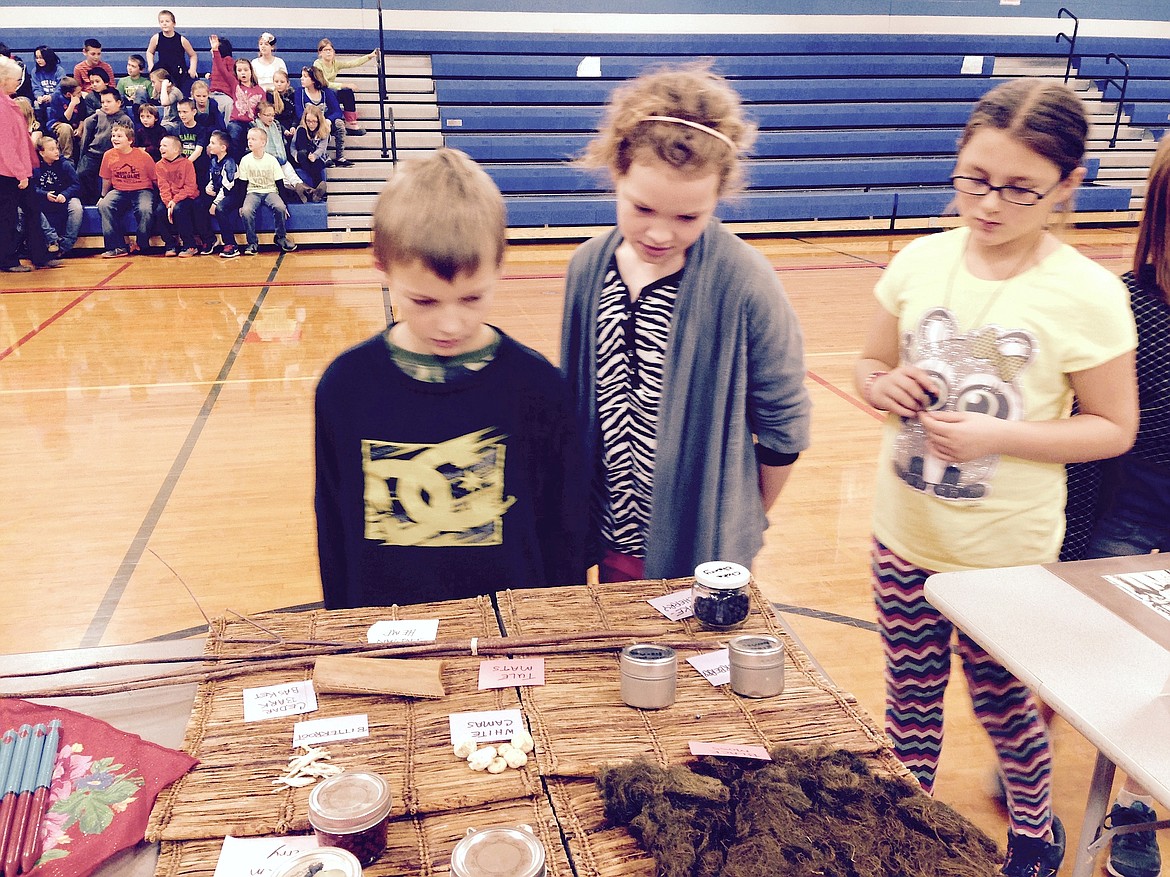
[871,227,1136,572]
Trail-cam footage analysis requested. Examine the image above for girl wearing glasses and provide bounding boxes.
[854,79,1138,877]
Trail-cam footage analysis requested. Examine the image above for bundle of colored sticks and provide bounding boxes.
[0,721,61,877]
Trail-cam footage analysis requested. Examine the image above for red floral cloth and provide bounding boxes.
[0,699,197,877]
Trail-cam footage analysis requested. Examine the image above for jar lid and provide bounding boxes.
[308,771,392,834]
[450,824,546,877]
[620,644,676,672]
[272,847,363,877]
[728,635,785,668]
[693,561,751,590]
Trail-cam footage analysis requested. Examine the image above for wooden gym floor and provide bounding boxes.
[0,226,1160,872]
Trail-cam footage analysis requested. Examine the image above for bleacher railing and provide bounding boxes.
[375,0,396,161]
[1056,7,1078,85]
[1101,53,1131,148]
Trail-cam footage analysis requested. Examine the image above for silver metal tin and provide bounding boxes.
[728,635,785,698]
[450,824,547,877]
[619,644,677,709]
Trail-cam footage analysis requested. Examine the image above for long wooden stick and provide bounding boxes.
[0,630,657,679]
[0,636,717,698]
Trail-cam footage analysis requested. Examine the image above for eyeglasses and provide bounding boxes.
[950,175,1064,207]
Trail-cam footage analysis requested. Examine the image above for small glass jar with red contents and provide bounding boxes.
[308,771,393,867]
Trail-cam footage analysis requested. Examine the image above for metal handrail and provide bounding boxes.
[374,0,397,162]
[1102,53,1131,148]
[1055,7,1079,85]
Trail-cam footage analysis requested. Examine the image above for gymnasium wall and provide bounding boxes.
[4,1,1170,45]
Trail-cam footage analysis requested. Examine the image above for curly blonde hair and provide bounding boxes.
[580,64,756,195]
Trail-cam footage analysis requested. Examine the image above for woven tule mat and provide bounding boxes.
[147,598,541,842]
[496,578,912,877]
[154,793,574,877]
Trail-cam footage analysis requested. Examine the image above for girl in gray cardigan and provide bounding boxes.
[560,65,811,582]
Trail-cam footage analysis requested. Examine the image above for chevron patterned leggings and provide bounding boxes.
[871,539,1054,839]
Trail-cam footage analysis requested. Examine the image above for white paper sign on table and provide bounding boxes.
[212,835,319,877]
[478,658,545,689]
[242,680,318,722]
[647,589,694,621]
[449,708,523,744]
[686,649,730,687]
[689,741,772,761]
[367,618,440,644]
[293,713,370,747]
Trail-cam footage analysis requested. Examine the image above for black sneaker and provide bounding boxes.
[1107,801,1161,877]
[279,239,297,252]
[333,158,355,167]
[219,245,240,259]
[199,242,219,256]
[244,244,259,256]
[1003,817,1065,877]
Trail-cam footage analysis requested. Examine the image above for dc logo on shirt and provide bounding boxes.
[362,429,515,547]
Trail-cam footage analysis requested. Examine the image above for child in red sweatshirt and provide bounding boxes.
[156,133,199,256]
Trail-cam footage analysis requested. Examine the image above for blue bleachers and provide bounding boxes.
[434,78,1002,106]
[9,25,1152,233]
[79,202,328,237]
[430,53,995,80]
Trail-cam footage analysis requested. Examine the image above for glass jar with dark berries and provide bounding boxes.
[691,561,751,631]
[308,771,392,867]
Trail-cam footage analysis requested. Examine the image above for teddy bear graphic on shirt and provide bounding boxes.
[892,306,1035,501]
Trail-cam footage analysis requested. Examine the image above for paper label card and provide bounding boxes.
[478,658,545,689]
[242,681,318,722]
[293,714,370,747]
[449,709,523,744]
[689,741,772,761]
[212,835,320,877]
[367,618,440,644]
[686,649,730,687]
[648,589,694,621]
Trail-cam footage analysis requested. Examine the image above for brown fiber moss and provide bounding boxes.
[597,746,1000,877]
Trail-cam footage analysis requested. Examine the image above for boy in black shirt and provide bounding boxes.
[314,149,587,608]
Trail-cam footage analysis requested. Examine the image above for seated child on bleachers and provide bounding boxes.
[14,97,42,150]
[147,9,198,96]
[252,100,303,199]
[117,54,152,107]
[312,38,377,136]
[135,102,166,161]
[171,98,214,253]
[73,38,114,94]
[77,87,132,204]
[252,32,287,92]
[210,34,265,159]
[206,36,234,120]
[34,137,83,257]
[96,121,157,257]
[236,126,297,254]
[292,104,329,202]
[269,69,297,143]
[206,129,244,258]
[148,67,180,122]
[156,133,200,257]
[295,66,347,166]
[189,80,224,131]
[47,76,84,159]
[81,67,113,116]
[30,46,63,129]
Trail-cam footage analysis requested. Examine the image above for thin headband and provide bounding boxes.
[639,115,737,151]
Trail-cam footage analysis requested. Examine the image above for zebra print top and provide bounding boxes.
[595,258,684,556]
